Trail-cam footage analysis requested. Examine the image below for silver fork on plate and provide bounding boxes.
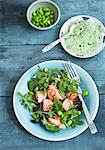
[63,61,98,134]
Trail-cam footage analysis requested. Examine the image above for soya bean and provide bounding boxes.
[43,19,47,24]
[43,7,50,11]
[44,68,48,72]
[35,87,39,91]
[45,12,50,16]
[67,120,72,126]
[31,7,55,28]
[47,20,51,25]
[78,111,81,115]
[39,8,44,15]
[32,20,36,25]
[57,111,64,117]
[34,16,40,22]
[36,23,39,26]
[42,15,46,20]
[50,15,54,18]
[38,14,42,19]
[82,91,89,97]
[32,12,37,17]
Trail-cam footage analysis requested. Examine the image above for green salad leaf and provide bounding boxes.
[18,92,34,112]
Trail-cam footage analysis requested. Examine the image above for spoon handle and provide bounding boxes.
[42,39,61,53]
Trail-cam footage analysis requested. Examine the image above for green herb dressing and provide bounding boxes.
[65,19,103,56]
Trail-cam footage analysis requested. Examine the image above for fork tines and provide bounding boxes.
[63,60,79,80]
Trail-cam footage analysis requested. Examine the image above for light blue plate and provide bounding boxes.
[13,60,99,141]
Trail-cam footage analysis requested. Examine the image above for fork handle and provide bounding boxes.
[78,88,98,134]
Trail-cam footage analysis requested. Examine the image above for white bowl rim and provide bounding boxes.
[59,15,105,58]
[26,0,61,30]
[13,60,99,141]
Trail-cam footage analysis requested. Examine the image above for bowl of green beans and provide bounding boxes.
[26,0,61,30]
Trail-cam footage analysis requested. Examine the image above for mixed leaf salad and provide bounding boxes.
[18,67,89,132]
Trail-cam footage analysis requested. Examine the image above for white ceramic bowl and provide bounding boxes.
[59,15,105,58]
[26,0,61,30]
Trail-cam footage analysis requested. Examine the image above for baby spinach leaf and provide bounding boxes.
[28,80,35,92]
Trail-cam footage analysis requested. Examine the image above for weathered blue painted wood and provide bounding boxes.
[0,45,105,96]
[0,0,105,45]
[0,95,105,150]
[0,0,105,149]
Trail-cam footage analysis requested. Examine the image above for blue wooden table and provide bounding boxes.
[0,0,105,149]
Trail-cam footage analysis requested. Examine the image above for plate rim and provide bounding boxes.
[13,60,99,141]
[59,15,105,58]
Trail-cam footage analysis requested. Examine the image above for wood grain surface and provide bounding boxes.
[0,0,105,149]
